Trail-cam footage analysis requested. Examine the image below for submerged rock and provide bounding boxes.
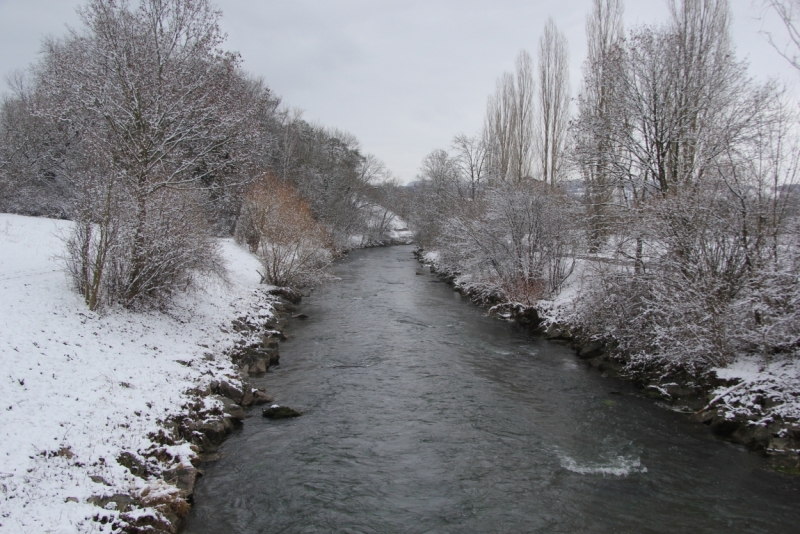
[268,287,302,304]
[577,340,605,359]
[253,390,274,405]
[262,405,302,419]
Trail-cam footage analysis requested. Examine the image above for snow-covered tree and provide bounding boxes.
[39,0,259,309]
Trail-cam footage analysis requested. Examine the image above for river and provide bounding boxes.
[184,245,800,533]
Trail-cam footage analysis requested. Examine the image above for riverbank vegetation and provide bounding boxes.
[0,0,404,311]
[0,0,407,530]
[405,0,800,450]
[235,175,335,287]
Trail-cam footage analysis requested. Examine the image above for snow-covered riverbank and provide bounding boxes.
[418,248,800,468]
[0,214,271,532]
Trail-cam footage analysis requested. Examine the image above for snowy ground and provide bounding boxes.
[385,216,414,244]
[0,214,265,532]
[713,357,800,427]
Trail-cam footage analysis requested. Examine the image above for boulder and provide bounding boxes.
[222,417,236,432]
[88,493,135,513]
[690,410,716,424]
[732,424,772,450]
[512,306,540,326]
[269,351,280,366]
[89,475,111,486]
[268,330,287,341]
[260,337,280,350]
[586,356,604,369]
[273,300,297,313]
[709,414,740,437]
[215,395,245,421]
[248,359,268,375]
[197,452,222,463]
[195,419,228,445]
[543,324,564,339]
[769,437,791,451]
[117,452,148,478]
[218,381,244,404]
[241,387,254,407]
[164,466,199,497]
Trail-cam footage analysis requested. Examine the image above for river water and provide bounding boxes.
[184,245,800,533]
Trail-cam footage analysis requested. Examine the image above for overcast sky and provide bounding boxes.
[0,0,795,183]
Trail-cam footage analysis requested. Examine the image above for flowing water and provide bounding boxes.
[184,245,800,533]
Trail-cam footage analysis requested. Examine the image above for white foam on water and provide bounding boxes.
[558,453,648,477]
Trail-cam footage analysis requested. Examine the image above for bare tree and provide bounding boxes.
[451,133,488,200]
[763,0,800,71]
[356,154,403,245]
[0,73,77,217]
[290,125,374,251]
[484,51,535,183]
[484,71,516,183]
[275,106,305,182]
[574,0,800,377]
[586,0,746,272]
[511,51,536,182]
[406,148,460,248]
[537,18,570,187]
[574,0,624,250]
[667,0,736,188]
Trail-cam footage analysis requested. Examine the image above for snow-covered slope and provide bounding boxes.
[385,215,414,244]
[0,214,263,532]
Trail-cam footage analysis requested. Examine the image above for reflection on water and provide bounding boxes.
[185,245,800,534]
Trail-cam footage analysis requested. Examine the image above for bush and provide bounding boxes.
[435,180,580,304]
[65,186,225,310]
[235,176,334,287]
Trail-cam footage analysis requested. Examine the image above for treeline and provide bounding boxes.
[406,0,800,378]
[0,0,399,310]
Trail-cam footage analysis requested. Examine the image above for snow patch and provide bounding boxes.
[711,357,800,423]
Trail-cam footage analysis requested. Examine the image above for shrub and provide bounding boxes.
[235,176,334,287]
